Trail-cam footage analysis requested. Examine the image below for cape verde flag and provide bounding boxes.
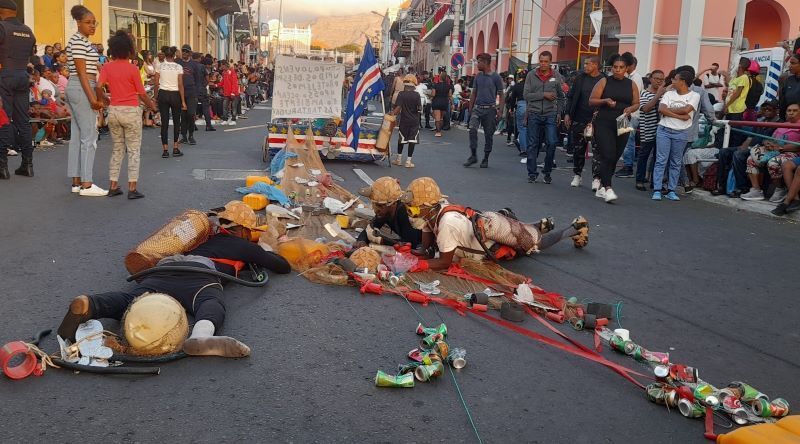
[343,39,385,148]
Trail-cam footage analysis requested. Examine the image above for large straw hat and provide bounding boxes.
[216,200,258,229]
[402,177,444,207]
[122,292,188,356]
[360,177,403,204]
[402,74,418,86]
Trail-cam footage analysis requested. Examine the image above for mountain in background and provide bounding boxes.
[300,13,383,50]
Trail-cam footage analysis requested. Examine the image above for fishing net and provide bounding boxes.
[480,211,542,255]
[457,258,529,288]
[279,127,359,207]
[124,210,211,274]
[400,271,504,310]
[301,263,350,286]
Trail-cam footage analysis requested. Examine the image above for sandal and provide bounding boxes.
[172,148,183,157]
[162,150,169,158]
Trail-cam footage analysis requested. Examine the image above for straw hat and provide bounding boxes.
[402,177,444,207]
[217,200,258,229]
[350,247,382,272]
[359,177,403,204]
[402,74,418,86]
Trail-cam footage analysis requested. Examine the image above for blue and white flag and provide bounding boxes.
[343,39,385,148]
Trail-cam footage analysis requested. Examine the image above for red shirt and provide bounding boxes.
[222,69,238,97]
[98,59,146,106]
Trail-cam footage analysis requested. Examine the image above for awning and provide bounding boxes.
[202,0,241,20]
[419,4,453,43]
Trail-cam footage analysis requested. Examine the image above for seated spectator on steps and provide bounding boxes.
[714,100,782,197]
[772,157,800,215]
[740,104,800,201]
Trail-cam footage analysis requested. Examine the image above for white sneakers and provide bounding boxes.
[78,184,108,197]
[405,158,415,168]
[604,188,618,203]
[769,187,788,203]
[591,178,601,191]
[570,175,581,187]
[39,140,55,147]
[391,155,401,166]
[7,149,18,156]
[595,187,606,199]
[71,185,80,193]
[740,189,765,201]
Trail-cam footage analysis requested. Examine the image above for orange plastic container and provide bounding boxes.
[242,193,268,210]
[245,175,273,187]
[717,415,800,444]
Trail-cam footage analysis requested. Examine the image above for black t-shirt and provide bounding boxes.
[356,203,422,248]
[432,79,452,101]
[568,72,602,123]
[187,234,291,276]
[395,89,421,126]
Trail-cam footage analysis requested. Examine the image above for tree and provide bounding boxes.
[336,43,362,53]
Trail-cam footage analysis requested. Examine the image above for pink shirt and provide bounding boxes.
[97,59,146,106]
[57,75,68,96]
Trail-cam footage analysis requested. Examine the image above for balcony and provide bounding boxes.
[419,3,455,43]
[399,10,426,37]
[201,0,241,19]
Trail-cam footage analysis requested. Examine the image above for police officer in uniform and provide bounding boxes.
[0,0,35,180]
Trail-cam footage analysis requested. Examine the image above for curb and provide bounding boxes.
[688,190,800,222]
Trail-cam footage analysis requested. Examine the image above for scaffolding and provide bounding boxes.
[575,0,604,70]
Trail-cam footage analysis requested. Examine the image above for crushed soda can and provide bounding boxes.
[398,362,421,375]
[415,322,447,337]
[434,341,449,359]
[414,361,444,382]
[678,398,705,418]
[408,348,428,362]
[753,398,790,418]
[375,370,415,388]
[669,364,698,383]
[448,348,466,369]
[421,333,444,349]
[646,383,678,407]
[728,381,768,403]
[422,352,442,365]
[641,350,670,365]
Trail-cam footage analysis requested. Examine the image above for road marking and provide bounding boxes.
[223,124,267,132]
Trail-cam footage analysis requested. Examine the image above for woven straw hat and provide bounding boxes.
[403,74,418,86]
[360,177,403,204]
[217,200,258,229]
[350,247,382,272]
[122,292,188,356]
[402,177,444,207]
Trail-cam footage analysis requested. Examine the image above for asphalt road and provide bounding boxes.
[0,103,797,443]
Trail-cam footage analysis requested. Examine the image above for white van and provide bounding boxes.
[737,47,786,106]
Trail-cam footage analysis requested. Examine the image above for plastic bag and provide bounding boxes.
[302,263,350,286]
[382,252,419,274]
[269,149,298,178]
[236,182,291,206]
[616,114,633,136]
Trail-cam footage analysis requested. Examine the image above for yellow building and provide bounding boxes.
[20,0,245,57]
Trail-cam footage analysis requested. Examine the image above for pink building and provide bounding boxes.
[464,0,800,74]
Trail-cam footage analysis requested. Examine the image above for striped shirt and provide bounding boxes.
[66,32,98,76]
[638,89,659,142]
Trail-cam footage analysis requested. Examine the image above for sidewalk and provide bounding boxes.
[688,189,800,222]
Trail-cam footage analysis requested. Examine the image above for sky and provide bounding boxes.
[254,0,402,25]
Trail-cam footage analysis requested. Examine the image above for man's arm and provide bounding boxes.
[698,88,715,122]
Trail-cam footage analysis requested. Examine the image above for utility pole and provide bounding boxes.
[257,0,262,65]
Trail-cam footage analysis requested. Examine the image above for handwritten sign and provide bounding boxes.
[272,55,345,119]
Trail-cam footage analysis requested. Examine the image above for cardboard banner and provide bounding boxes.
[272,55,345,119]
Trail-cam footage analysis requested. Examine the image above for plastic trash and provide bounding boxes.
[236,183,291,206]
[324,222,357,244]
[513,283,535,305]
[266,204,301,220]
[323,197,346,214]
[382,253,419,274]
[270,149,298,178]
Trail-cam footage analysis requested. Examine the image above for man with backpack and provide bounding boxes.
[401,177,589,271]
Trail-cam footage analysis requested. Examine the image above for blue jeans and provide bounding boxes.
[468,106,497,156]
[515,101,528,153]
[622,117,639,167]
[653,126,688,192]
[526,113,557,177]
[65,77,99,182]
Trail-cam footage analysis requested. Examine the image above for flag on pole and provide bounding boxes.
[343,39,385,148]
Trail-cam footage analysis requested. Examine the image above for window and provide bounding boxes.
[109,9,169,53]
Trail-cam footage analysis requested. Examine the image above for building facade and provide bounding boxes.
[265,19,311,56]
[462,0,800,75]
[20,0,255,61]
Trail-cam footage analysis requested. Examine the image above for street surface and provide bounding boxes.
[0,103,797,443]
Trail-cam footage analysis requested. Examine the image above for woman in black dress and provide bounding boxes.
[430,69,453,137]
[588,54,640,203]
[391,74,422,168]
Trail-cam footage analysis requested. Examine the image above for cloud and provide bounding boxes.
[257,0,401,24]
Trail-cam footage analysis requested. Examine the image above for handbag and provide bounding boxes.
[584,111,598,138]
